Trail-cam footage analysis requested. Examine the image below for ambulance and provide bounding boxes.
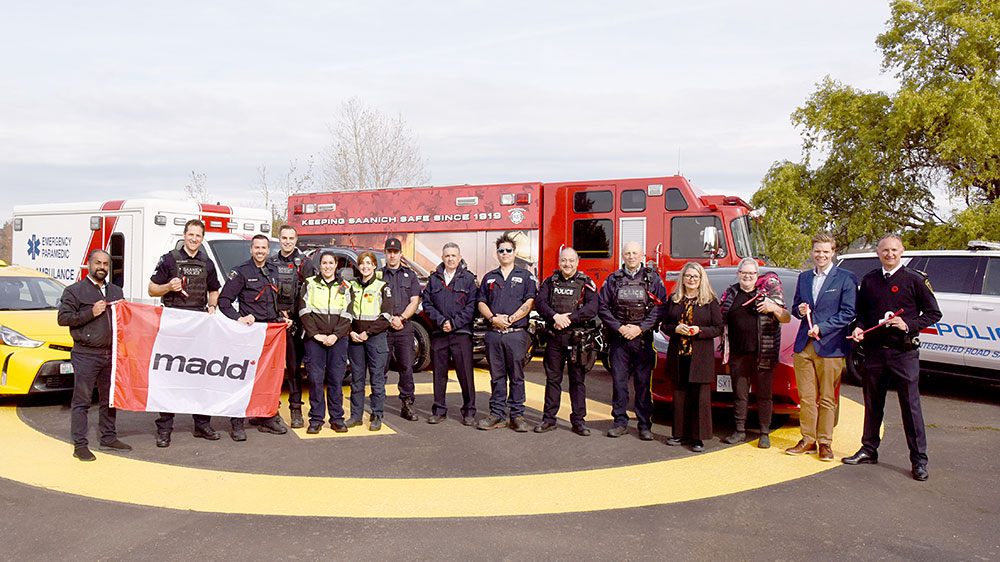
[286,175,764,282]
[11,200,276,304]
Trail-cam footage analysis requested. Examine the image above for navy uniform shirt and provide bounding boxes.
[477,266,537,330]
[380,264,422,318]
[150,247,221,310]
[219,259,282,323]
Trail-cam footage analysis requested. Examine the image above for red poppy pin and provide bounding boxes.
[891,285,899,293]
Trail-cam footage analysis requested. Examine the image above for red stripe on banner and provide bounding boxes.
[244,323,287,418]
[79,200,126,281]
[920,327,938,335]
[112,302,162,411]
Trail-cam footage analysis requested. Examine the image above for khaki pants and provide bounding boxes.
[793,341,843,445]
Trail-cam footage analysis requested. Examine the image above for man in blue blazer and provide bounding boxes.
[785,233,857,461]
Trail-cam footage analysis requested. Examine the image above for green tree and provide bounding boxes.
[750,162,825,268]
[756,0,1000,255]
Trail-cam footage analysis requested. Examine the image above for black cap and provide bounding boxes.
[384,238,402,251]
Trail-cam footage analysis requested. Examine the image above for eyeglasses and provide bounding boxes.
[683,274,701,280]
[497,248,514,254]
[738,271,758,276]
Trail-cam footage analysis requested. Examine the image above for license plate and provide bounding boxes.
[59,362,74,374]
[716,374,732,392]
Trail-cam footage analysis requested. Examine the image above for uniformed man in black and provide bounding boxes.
[147,219,221,447]
[268,224,316,429]
[534,247,598,436]
[380,237,422,422]
[59,249,132,461]
[843,234,942,481]
[597,240,667,440]
[476,233,537,432]
[219,234,292,440]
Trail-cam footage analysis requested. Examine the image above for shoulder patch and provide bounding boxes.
[925,278,934,293]
[384,286,392,298]
[228,269,239,280]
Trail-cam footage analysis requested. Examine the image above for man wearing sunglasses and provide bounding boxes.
[476,233,537,432]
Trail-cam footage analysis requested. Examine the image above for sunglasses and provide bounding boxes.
[497,248,514,254]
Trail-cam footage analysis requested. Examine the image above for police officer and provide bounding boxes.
[534,247,598,436]
[147,219,221,447]
[422,242,478,426]
[843,234,942,481]
[380,237,422,422]
[219,234,293,440]
[268,224,316,429]
[476,233,537,432]
[597,241,666,440]
[59,249,132,461]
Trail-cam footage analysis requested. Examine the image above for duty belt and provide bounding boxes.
[494,327,524,334]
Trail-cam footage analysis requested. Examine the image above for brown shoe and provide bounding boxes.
[784,439,817,456]
[818,443,834,462]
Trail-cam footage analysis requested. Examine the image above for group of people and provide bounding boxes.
[61,224,941,482]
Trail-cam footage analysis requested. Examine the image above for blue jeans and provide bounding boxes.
[305,336,348,424]
[348,331,388,419]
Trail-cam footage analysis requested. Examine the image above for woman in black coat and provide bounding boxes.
[661,262,723,452]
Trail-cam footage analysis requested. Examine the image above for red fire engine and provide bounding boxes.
[287,175,764,282]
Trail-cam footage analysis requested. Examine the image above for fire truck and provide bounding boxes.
[287,175,764,283]
[11,199,276,303]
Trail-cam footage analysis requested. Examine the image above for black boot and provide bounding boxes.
[723,425,746,444]
[289,407,304,429]
[400,397,418,421]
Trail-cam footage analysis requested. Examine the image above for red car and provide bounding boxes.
[650,266,803,415]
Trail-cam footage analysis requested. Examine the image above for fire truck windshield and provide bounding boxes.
[731,215,765,260]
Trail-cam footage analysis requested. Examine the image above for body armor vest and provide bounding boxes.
[550,273,586,314]
[163,249,208,309]
[269,253,302,311]
[614,271,650,324]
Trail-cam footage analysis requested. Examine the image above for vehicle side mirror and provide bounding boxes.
[703,226,720,254]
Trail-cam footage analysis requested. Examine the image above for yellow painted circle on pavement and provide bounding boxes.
[0,396,866,518]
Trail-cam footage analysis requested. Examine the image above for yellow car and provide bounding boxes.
[0,261,75,394]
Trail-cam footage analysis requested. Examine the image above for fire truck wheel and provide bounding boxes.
[411,322,432,373]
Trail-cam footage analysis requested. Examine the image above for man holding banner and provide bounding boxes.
[147,219,222,447]
[219,234,292,441]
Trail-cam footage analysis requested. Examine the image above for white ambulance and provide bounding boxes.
[11,199,276,303]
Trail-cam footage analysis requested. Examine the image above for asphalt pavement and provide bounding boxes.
[0,360,997,562]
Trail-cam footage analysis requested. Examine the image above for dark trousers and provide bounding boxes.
[430,332,476,417]
[541,332,587,427]
[484,330,529,418]
[673,356,713,440]
[608,335,654,431]
[155,412,212,434]
[285,328,305,409]
[70,351,117,448]
[861,348,928,465]
[729,353,774,433]
[348,331,389,419]
[385,325,415,402]
[305,337,348,423]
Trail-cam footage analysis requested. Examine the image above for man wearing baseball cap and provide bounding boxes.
[380,237,423,421]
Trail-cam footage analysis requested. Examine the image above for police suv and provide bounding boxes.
[836,241,1000,383]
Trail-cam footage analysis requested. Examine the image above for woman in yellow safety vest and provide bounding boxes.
[346,251,394,431]
[299,251,353,434]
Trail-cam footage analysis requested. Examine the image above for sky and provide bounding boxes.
[0,1,901,221]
